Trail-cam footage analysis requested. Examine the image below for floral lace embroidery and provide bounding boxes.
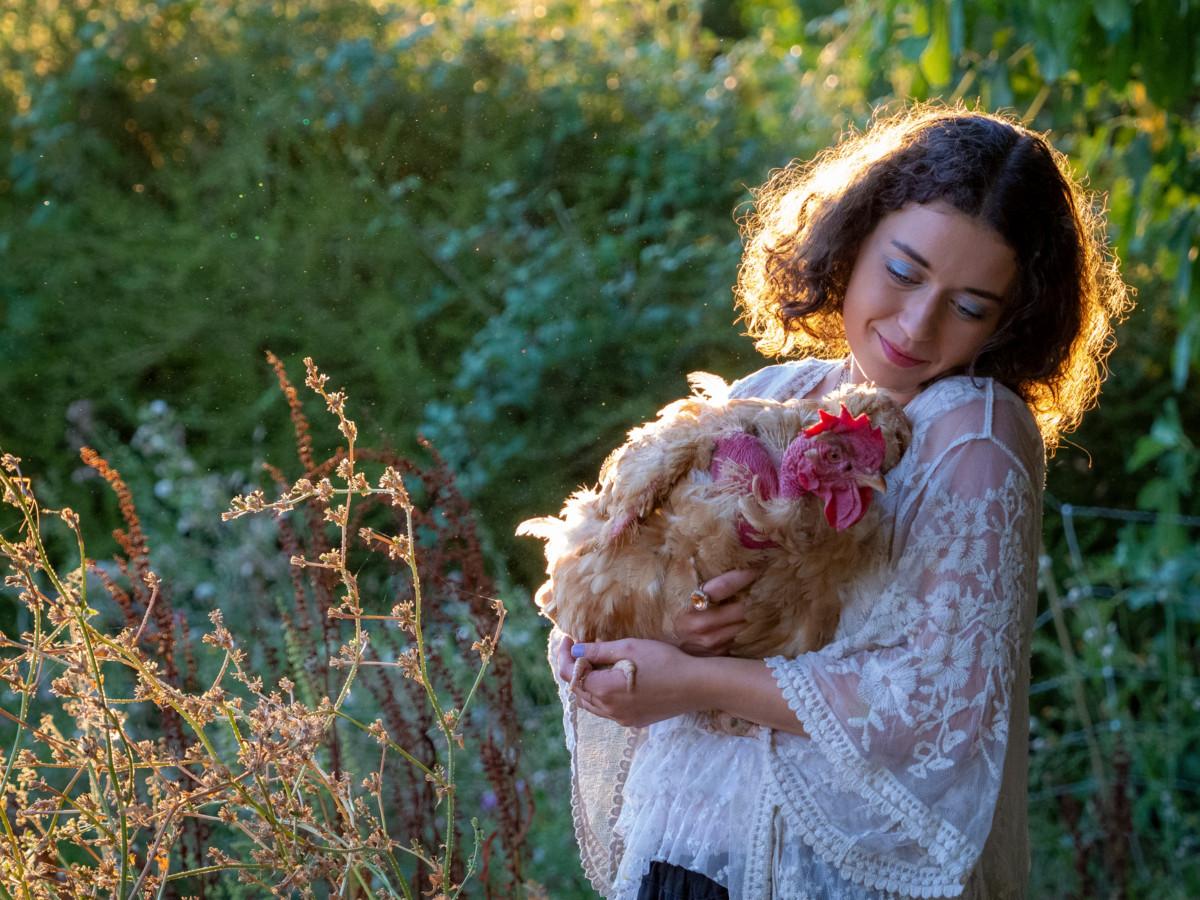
[767,439,1040,895]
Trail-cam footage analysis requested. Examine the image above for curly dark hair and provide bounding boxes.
[734,103,1132,451]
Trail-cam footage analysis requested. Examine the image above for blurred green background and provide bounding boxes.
[1,0,1197,895]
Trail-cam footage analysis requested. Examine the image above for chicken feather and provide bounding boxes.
[519,373,911,691]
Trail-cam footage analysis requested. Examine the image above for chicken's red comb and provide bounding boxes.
[803,403,877,439]
[803,404,886,468]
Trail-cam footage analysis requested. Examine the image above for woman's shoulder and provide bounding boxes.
[728,358,840,401]
[905,374,1044,480]
[908,373,1038,432]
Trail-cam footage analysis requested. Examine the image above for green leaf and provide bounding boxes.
[911,2,931,36]
[1136,477,1178,513]
[1173,218,1195,310]
[919,1,953,87]
[949,0,966,56]
[985,68,1014,111]
[1151,399,1184,443]
[1173,318,1197,392]
[1093,0,1131,34]
[1127,434,1167,473]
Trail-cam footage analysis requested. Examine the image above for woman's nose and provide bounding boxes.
[897,289,940,342]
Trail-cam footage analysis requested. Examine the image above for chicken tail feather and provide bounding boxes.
[685,371,731,402]
[515,516,562,540]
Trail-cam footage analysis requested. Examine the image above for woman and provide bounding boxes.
[549,106,1131,898]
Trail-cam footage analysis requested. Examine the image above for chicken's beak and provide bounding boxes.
[855,472,888,494]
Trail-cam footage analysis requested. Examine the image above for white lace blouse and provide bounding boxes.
[549,358,1045,899]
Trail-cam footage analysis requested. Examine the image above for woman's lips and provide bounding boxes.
[878,333,926,368]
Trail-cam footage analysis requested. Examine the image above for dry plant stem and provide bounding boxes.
[128,777,257,898]
[61,534,140,897]
[126,803,183,899]
[162,862,270,885]
[332,710,432,777]
[1,476,203,896]
[274,481,497,894]
[0,472,45,891]
[350,866,382,900]
[5,543,239,892]
[389,504,458,893]
[458,605,506,740]
[304,356,366,715]
[23,766,106,847]
[219,704,292,844]
[133,585,158,646]
[374,748,417,900]
[394,504,489,896]
[95,630,295,879]
[3,470,139,894]
[235,359,489,894]
[0,360,512,897]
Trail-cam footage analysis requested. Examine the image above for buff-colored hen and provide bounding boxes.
[518,373,911,688]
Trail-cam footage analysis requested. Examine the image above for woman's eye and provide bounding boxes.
[953,298,986,321]
[885,258,919,286]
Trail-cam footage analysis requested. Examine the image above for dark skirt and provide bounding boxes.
[637,861,730,900]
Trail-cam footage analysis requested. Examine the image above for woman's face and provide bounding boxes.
[842,201,1017,403]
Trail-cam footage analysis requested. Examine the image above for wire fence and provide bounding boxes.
[1030,494,1199,894]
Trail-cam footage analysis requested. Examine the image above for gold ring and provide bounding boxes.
[689,588,712,611]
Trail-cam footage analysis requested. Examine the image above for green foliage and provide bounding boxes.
[1033,500,1200,895]
[3,0,1200,893]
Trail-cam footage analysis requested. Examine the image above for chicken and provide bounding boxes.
[518,372,911,694]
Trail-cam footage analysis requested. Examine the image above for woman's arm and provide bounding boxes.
[553,566,808,733]
[564,637,809,735]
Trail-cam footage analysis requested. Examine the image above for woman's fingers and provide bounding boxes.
[576,692,621,723]
[671,596,749,651]
[701,568,760,602]
[568,638,707,729]
[705,619,747,650]
[574,664,633,721]
[667,566,758,655]
[675,617,746,656]
[570,638,634,667]
[694,597,749,628]
[576,665,628,698]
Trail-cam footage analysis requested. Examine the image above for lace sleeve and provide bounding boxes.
[764,385,1044,897]
[548,625,649,895]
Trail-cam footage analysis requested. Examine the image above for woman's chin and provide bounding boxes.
[852,358,921,403]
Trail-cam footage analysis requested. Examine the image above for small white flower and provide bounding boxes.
[924,582,964,630]
[921,635,976,693]
[978,627,1010,671]
[857,655,918,726]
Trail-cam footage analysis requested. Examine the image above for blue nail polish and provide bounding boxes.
[570,643,587,658]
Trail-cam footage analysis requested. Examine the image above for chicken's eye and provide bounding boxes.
[827,448,841,461]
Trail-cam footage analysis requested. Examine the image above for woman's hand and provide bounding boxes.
[552,567,763,728]
[570,638,702,728]
[568,636,810,736]
[670,568,759,656]
[553,568,760,682]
